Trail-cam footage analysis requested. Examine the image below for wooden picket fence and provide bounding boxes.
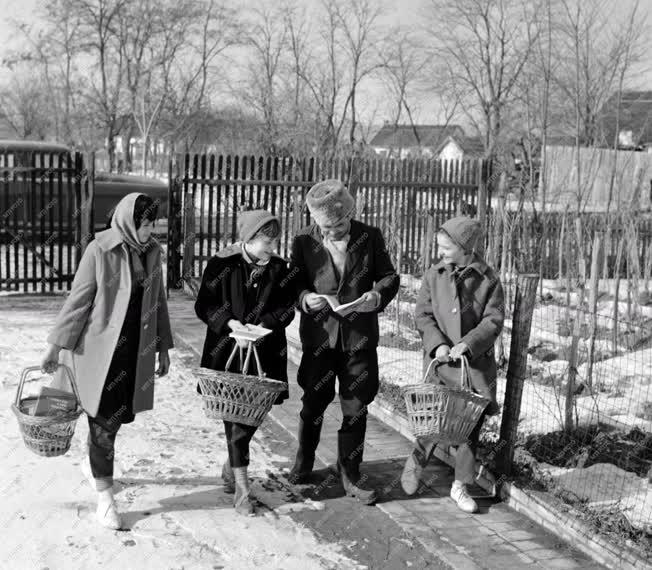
[0,150,94,292]
[166,153,490,288]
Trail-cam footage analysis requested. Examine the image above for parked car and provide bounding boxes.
[0,140,168,232]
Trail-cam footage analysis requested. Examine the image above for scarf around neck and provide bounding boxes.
[111,192,153,285]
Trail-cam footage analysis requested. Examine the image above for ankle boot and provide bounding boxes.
[288,414,323,484]
[337,421,378,506]
[221,461,235,494]
[233,467,255,516]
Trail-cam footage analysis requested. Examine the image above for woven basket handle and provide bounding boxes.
[225,341,265,379]
[423,354,472,390]
[459,355,472,391]
[14,364,80,408]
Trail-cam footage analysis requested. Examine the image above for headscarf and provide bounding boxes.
[111,192,153,285]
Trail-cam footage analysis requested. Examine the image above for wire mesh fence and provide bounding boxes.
[376,271,652,537]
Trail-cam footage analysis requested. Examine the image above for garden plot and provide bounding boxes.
[378,276,652,436]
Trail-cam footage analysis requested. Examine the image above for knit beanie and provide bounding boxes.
[237,209,279,242]
[439,216,482,253]
[306,179,355,225]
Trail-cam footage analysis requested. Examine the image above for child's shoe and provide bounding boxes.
[450,480,478,513]
[96,489,123,530]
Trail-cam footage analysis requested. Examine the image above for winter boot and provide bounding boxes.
[233,467,255,516]
[222,461,235,494]
[337,417,378,505]
[288,414,323,484]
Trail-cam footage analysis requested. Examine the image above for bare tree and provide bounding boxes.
[71,0,130,170]
[240,3,289,155]
[424,0,543,161]
[0,72,52,139]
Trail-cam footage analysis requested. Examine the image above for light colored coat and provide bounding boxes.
[47,228,174,417]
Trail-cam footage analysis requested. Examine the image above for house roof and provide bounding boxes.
[600,91,652,146]
[369,124,466,149]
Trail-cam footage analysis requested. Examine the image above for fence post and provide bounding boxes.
[421,210,435,274]
[182,191,195,294]
[586,232,602,389]
[80,151,95,255]
[476,158,490,257]
[73,152,84,266]
[496,273,539,476]
[166,155,183,293]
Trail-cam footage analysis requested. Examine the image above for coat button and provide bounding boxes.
[143,324,149,329]
[452,308,458,313]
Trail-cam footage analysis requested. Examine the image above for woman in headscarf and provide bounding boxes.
[41,192,174,530]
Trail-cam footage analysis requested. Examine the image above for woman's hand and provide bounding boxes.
[156,350,170,377]
[449,342,469,361]
[41,344,62,373]
[434,344,451,362]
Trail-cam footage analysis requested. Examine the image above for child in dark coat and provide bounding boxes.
[195,210,296,515]
[401,216,504,513]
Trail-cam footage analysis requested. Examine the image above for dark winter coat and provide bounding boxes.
[290,219,400,351]
[415,256,504,415]
[194,244,296,403]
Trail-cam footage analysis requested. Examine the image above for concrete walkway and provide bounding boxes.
[170,291,601,570]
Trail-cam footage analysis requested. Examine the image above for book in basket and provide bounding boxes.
[31,386,78,416]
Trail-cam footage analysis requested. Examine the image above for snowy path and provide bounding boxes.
[0,299,364,570]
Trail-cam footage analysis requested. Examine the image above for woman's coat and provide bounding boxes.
[415,257,504,415]
[47,228,174,417]
[194,244,296,402]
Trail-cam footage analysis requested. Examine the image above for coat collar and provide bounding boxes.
[433,254,489,276]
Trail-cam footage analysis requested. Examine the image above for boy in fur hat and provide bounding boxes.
[288,179,399,504]
[401,215,504,513]
[195,209,296,515]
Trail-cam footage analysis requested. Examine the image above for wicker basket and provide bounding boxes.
[403,356,489,444]
[12,364,83,457]
[196,340,286,427]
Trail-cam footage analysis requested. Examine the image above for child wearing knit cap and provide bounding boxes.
[401,215,505,513]
[195,210,296,515]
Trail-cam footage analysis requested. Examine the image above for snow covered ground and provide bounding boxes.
[0,302,366,570]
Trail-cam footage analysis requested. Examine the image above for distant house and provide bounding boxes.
[600,91,652,151]
[369,124,485,160]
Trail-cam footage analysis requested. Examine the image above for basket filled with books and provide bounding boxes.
[12,364,83,457]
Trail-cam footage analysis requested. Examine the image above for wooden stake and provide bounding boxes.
[497,273,539,476]
[586,233,602,389]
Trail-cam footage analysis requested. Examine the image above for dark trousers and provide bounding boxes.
[297,346,379,479]
[87,415,122,491]
[224,421,258,468]
[415,412,487,484]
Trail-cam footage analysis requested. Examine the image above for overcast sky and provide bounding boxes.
[1,0,651,129]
